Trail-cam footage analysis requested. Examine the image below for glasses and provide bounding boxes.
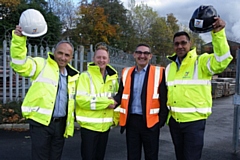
[135,51,151,55]
[174,41,188,47]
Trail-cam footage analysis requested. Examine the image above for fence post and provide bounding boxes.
[79,45,84,73]
[3,40,7,104]
[233,49,240,153]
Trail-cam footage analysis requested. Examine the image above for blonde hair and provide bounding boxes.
[94,45,109,56]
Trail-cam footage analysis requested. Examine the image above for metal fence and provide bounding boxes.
[1,40,162,104]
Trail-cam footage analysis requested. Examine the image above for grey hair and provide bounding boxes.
[55,40,74,54]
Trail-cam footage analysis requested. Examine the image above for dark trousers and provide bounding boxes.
[126,114,160,160]
[80,127,110,160]
[169,117,206,160]
[30,118,66,160]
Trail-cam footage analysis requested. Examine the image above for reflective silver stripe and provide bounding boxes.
[77,92,114,97]
[29,59,37,77]
[11,58,26,65]
[21,106,52,115]
[32,60,58,85]
[207,58,215,75]
[69,94,75,100]
[193,58,198,79]
[119,107,126,114]
[76,91,88,96]
[11,57,37,77]
[76,116,113,123]
[90,97,96,110]
[111,79,117,97]
[84,71,96,109]
[165,65,170,79]
[122,94,129,99]
[153,94,159,99]
[214,51,231,62]
[168,106,211,114]
[114,107,120,112]
[85,71,95,95]
[122,67,131,87]
[153,66,160,99]
[150,108,159,114]
[167,79,211,86]
[33,77,58,86]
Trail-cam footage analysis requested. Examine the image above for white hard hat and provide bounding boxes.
[19,9,48,37]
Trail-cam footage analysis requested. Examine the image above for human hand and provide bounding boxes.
[108,99,118,109]
[14,25,23,36]
[212,17,225,33]
[108,104,115,109]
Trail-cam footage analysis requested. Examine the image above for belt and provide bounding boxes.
[51,117,65,122]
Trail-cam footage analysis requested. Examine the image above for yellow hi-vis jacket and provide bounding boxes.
[75,62,119,132]
[10,31,79,138]
[165,29,233,123]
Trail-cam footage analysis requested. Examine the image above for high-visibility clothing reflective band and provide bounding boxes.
[84,71,117,110]
[167,106,211,114]
[77,91,116,97]
[166,79,211,86]
[207,58,215,75]
[121,66,161,102]
[69,93,75,100]
[76,116,113,123]
[11,57,26,65]
[22,106,52,115]
[122,66,161,91]
[11,57,37,77]
[214,51,231,62]
[119,107,159,114]
[31,60,58,86]
[153,66,160,99]
[122,67,131,87]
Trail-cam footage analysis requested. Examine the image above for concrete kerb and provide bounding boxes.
[0,122,81,130]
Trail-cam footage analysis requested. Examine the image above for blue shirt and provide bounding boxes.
[176,57,181,69]
[130,65,148,115]
[53,68,68,118]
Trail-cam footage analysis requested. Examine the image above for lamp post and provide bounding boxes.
[79,33,82,45]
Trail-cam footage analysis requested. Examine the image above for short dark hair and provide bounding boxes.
[55,40,74,54]
[135,43,151,52]
[173,31,191,42]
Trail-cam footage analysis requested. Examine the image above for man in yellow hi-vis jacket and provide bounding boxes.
[165,17,233,160]
[75,45,119,160]
[10,25,79,160]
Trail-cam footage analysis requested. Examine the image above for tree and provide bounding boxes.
[0,0,62,46]
[91,0,130,50]
[166,13,179,35]
[47,0,77,31]
[74,4,119,46]
[148,17,173,55]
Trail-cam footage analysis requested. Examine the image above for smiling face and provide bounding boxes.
[54,42,73,71]
[173,35,191,61]
[93,46,109,71]
[133,45,152,71]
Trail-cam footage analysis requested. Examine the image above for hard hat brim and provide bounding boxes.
[22,25,48,37]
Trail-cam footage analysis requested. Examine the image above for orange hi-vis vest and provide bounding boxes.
[119,65,164,128]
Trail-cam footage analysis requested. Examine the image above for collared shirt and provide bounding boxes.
[176,56,181,69]
[53,68,68,118]
[130,64,148,115]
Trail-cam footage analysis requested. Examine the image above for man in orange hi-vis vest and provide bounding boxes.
[112,43,168,160]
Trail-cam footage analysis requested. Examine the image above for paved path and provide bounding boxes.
[0,95,240,159]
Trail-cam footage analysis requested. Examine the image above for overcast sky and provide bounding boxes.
[73,0,240,43]
[121,0,240,43]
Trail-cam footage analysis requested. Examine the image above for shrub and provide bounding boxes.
[0,100,26,124]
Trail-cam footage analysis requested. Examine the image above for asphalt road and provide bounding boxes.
[0,95,240,160]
